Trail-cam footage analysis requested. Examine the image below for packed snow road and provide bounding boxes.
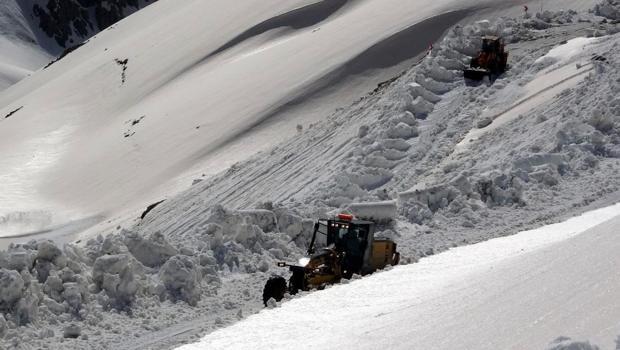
[179,203,620,350]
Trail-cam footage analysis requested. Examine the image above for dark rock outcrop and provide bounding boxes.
[31,0,156,48]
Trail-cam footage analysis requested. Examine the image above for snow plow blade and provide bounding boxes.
[463,68,489,80]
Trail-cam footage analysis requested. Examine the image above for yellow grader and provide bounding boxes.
[262,214,400,305]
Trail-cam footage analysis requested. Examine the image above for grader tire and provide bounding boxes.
[392,252,401,266]
[262,276,287,306]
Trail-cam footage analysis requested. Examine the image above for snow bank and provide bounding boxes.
[0,204,313,347]
[594,0,620,20]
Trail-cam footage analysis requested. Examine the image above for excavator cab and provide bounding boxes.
[481,36,500,53]
[263,214,400,305]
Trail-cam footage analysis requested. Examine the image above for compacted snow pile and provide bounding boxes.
[0,206,311,349]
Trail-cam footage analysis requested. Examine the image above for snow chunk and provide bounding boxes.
[63,324,81,338]
[0,314,6,338]
[237,210,278,233]
[92,254,141,308]
[381,139,411,152]
[347,168,393,190]
[407,82,441,103]
[159,255,201,306]
[0,249,36,272]
[408,96,436,119]
[387,122,418,139]
[0,269,24,308]
[15,291,38,325]
[37,240,62,261]
[124,231,178,268]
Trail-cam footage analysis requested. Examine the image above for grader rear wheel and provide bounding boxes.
[262,276,287,306]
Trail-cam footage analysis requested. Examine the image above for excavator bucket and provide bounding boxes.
[464,68,489,80]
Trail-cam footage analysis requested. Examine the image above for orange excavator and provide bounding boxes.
[464,36,509,80]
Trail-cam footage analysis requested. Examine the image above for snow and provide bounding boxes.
[178,203,620,350]
[0,1,51,90]
[595,0,620,20]
[0,0,619,349]
[457,36,602,150]
[159,255,202,306]
[346,200,398,222]
[0,0,591,241]
[535,37,598,65]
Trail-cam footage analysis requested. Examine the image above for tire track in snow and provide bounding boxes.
[455,62,595,151]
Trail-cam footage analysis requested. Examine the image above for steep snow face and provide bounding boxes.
[0,0,555,238]
[179,204,620,350]
[0,1,51,90]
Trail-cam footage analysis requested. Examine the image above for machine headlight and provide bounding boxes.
[298,257,310,267]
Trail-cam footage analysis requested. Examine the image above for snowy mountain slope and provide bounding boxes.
[179,204,620,350]
[70,9,618,349]
[0,1,51,90]
[0,0,159,92]
[0,0,554,238]
[0,3,617,350]
[135,12,620,260]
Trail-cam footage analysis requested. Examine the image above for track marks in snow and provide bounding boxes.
[456,63,595,150]
[456,36,607,152]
